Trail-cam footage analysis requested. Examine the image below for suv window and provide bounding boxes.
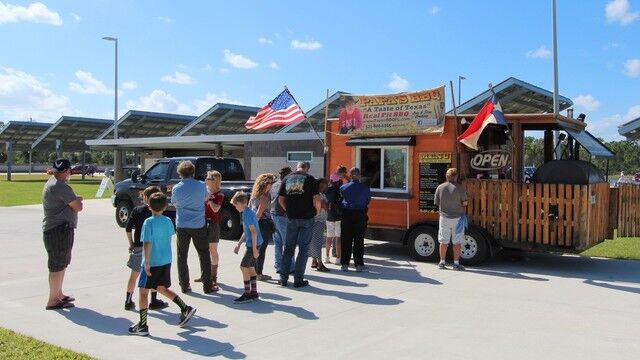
[145,162,170,181]
[195,159,226,180]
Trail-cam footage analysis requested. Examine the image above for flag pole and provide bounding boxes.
[284,85,325,147]
[449,80,463,177]
[323,89,330,177]
[487,83,520,165]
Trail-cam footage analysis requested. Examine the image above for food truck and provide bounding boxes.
[325,86,626,264]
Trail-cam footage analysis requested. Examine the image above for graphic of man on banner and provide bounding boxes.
[338,96,363,134]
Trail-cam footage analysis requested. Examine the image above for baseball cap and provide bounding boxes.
[52,158,71,172]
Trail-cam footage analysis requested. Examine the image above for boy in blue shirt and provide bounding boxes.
[231,191,262,304]
[128,193,196,336]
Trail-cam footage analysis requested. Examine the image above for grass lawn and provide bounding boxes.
[580,237,640,260]
[0,327,94,360]
[0,174,110,207]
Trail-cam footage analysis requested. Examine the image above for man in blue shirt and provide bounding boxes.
[339,167,371,272]
[171,161,213,294]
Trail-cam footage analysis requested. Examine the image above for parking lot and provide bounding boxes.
[1,199,639,359]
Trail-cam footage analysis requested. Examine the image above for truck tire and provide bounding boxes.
[219,206,242,240]
[459,227,488,265]
[115,199,133,228]
[407,225,439,262]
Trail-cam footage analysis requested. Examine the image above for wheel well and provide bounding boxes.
[402,221,439,245]
[466,224,499,257]
[115,194,132,205]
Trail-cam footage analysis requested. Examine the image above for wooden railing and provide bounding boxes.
[463,180,611,250]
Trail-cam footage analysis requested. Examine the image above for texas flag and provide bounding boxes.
[457,95,508,150]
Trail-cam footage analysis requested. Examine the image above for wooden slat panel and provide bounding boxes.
[543,184,550,245]
[520,184,528,242]
[535,183,542,244]
[578,186,589,249]
[558,185,565,246]
[528,183,535,242]
[565,185,574,247]
[550,184,557,246]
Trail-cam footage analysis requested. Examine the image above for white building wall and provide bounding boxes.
[251,157,324,180]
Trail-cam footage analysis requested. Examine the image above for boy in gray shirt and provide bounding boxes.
[434,168,468,270]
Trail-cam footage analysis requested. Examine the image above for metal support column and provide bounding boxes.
[5,141,12,181]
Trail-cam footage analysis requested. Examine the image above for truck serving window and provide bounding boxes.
[357,146,408,192]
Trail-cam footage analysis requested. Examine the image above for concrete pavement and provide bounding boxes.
[0,199,639,359]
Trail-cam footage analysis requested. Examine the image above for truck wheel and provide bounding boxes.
[219,206,242,240]
[459,227,488,265]
[115,200,133,228]
[407,225,439,262]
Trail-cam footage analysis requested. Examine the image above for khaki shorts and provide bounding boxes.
[438,216,465,245]
[326,221,341,237]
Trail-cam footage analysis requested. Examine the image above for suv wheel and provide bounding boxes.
[219,206,242,240]
[115,200,133,228]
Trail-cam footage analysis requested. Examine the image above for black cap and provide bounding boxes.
[52,158,71,172]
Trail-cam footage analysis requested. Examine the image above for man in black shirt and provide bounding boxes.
[278,162,320,288]
[124,186,169,310]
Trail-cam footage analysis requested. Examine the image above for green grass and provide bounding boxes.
[0,174,109,207]
[581,237,640,260]
[0,327,94,360]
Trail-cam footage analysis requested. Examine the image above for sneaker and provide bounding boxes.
[334,258,341,265]
[317,265,331,272]
[234,293,253,303]
[438,262,446,270]
[453,263,466,271]
[340,264,349,271]
[128,323,149,336]
[181,285,192,294]
[293,280,309,288]
[178,306,196,327]
[278,279,288,288]
[324,257,331,264]
[124,301,135,311]
[355,265,369,272]
[248,291,260,301]
[148,299,169,310]
[194,277,202,283]
[257,274,272,281]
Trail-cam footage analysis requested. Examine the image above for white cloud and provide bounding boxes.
[526,45,551,59]
[223,49,258,69]
[269,62,279,70]
[388,72,409,92]
[624,58,640,77]
[157,16,173,23]
[122,81,137,90]
[70,12,80,22]
[573,94,601,112]
[193,93,244,114]
[606,0,639,25]
[291,39,322,50]
[160,71,196,85]
[68,70,112,95]
[626,105,640,120]
[0,1,62,25]
[203,64,213,71]
[258,37,273,45]
[590,105,640,140]
[0,67,70,121]
[430,5,440,15]
[126,89,193,115]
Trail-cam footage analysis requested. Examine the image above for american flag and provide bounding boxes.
[245,89,305,130]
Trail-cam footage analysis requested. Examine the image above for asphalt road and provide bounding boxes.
[1,199,638,359]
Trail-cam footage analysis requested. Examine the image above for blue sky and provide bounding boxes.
[0,0,638,140]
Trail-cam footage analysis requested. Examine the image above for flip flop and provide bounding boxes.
[61,295,75,302]
[46,301,75,310]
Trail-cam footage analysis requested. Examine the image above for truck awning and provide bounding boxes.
[346,136,415,146]
[560,125,615,158]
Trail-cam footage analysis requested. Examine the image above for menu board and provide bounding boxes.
[419,152,451,212]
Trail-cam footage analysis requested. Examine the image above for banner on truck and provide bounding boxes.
[335,86,445,136]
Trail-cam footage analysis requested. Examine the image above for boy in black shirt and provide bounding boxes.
[124,186,168,310]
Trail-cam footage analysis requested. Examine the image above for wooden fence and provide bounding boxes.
[617,183,640,237]
[463,180,611,250]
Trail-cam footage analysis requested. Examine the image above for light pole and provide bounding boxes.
[102,36,123,181]
[458,75,466,105]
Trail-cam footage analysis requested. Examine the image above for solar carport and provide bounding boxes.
[618,116,640,141]
[97,110,195,139]
[0,121,52,180]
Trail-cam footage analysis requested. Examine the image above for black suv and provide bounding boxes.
[112,156,252,239]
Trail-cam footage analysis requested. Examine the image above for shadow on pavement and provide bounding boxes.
[149,309,227,329]
[583,279,640,294]
[152,329,245,359]
[56,306,134,336]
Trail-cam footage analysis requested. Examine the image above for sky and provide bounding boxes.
[0,0,639,141]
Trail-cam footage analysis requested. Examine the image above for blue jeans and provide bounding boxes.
[272,214,294,272]
[281,218,314,284]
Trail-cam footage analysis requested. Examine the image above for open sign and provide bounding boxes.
[470,150,511,171]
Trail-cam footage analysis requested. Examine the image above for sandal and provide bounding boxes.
[46,301,75,310]
[61,295,75,302]
[317,266,331,273]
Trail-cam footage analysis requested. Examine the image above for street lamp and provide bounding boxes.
[458,75,466,105]
[102,36,123,181]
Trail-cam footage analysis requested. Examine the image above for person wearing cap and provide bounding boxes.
[278,161,320,288]
[42,158,84,310]
[270,166,294,274]
[339,167,371,272]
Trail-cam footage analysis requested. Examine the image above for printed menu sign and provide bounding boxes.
[419,153,451,212]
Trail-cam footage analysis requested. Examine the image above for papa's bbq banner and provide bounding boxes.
[335,86,445,136]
